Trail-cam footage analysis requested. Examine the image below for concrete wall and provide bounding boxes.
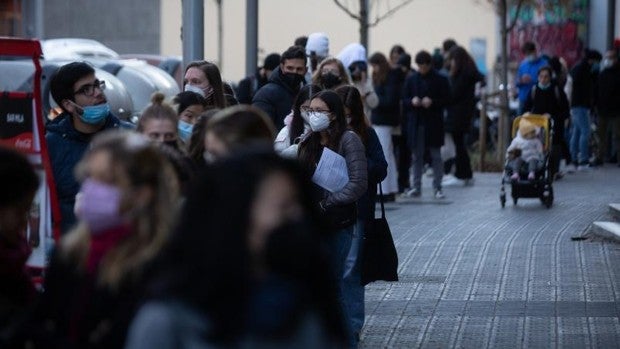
[160,0,497,82]
[43,0,160,54]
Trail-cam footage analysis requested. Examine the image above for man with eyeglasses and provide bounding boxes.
[46,61,133,234]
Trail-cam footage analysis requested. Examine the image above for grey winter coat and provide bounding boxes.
[323,131,368,208]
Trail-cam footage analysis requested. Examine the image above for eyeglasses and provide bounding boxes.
[73,79,106,96]
[299,106,331,114]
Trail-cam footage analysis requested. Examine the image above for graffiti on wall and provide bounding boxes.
[508,0,588,68]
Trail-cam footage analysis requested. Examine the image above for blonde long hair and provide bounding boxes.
[62,130,180,289]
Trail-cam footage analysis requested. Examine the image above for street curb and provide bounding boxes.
[589,221,620,243]
[609,203,620,220]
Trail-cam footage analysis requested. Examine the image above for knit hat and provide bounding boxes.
[337,43,367,69]
[263,53,281,71]
[306,33,329,58]
[519,119,536,137]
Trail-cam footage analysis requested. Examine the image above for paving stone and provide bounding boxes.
[358,169,620,348]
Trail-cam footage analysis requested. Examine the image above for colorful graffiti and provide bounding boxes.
[508,0,588,68]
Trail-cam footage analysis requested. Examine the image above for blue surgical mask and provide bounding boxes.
[71,101,110,125]
[178,120,193,142]
[537,82,551,90]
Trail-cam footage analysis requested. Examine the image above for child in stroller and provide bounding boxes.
[505,118,544,182]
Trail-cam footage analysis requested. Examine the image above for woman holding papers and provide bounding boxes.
[336,85,388,347]
[298,90,367,346]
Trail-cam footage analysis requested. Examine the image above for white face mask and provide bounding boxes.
[602,58,614,69]
[308,111,331,132]
[184,84,206,97]
[346,117,352,125]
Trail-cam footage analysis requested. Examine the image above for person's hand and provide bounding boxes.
[422,97,432,108]
[412,96,421,107]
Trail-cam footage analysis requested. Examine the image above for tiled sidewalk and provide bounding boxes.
[360,167,620,348]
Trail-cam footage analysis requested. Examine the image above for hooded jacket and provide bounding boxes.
[252,67,301,129]
[45,112,133,234]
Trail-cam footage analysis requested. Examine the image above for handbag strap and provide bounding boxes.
[377,183,386,219]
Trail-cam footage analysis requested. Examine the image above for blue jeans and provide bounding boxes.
[343,220,365,347]
[570,107,590,164]
[326,225,354,343]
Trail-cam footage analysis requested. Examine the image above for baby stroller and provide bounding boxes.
[500,114,554,208]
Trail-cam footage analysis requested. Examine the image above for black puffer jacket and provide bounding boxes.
[597,64,620,117]
[252,67,300,129]
[570,60,595,108]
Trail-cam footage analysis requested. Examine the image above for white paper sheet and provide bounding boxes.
[311,147,349,192]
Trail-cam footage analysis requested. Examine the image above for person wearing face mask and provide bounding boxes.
[13,131,180,348]
[312,57,350,90]
[253,46,308,130]
[126,153,347,348]
[172,91,207,143]
[183,60,228,110]
[594,49,620,167]
[516,42,548,115]
[298,91,367,346]
[335,85,387,347]
[524,66,570,179]
[46,62,134,235]
[274,84,323,157]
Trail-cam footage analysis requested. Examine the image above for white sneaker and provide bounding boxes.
[577,164,591,171]
[441,174,460,186]
[434,189,445,199]
[403,188,421,198]
[566,164,577,173]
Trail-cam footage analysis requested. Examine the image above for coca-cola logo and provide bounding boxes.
[15,138,32,149]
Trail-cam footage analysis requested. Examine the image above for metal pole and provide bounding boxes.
[34,0,43,39]
[479,92,488,171]
[182,0,204,70]
[246,0,258,77]
[217,0,223,69]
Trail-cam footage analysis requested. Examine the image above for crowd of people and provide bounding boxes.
[515,41,620,179]
[1,31,619,349]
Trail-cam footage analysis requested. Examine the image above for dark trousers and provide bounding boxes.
[393,134,411,192]
[452,131,473,180]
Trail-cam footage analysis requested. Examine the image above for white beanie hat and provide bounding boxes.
[337,43,367,69]
[305,33,329,58]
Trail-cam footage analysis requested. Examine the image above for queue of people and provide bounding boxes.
[2,33,618,349]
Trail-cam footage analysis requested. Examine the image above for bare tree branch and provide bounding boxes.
[368,0,415,27]
[506,0,525,33]
[333,0,362,21]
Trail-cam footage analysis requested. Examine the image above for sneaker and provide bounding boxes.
[553,171,564,181]
[441,174,460,186]
[434,189,445,199]
[577,163,591,171]
[403,188,421,198]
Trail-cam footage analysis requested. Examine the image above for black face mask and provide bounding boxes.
[164,140,179,149]
[281,72,305,91]
[321,72,342,89]
[263,219,324,279]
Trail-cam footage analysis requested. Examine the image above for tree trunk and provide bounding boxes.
[359,0,369,49]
